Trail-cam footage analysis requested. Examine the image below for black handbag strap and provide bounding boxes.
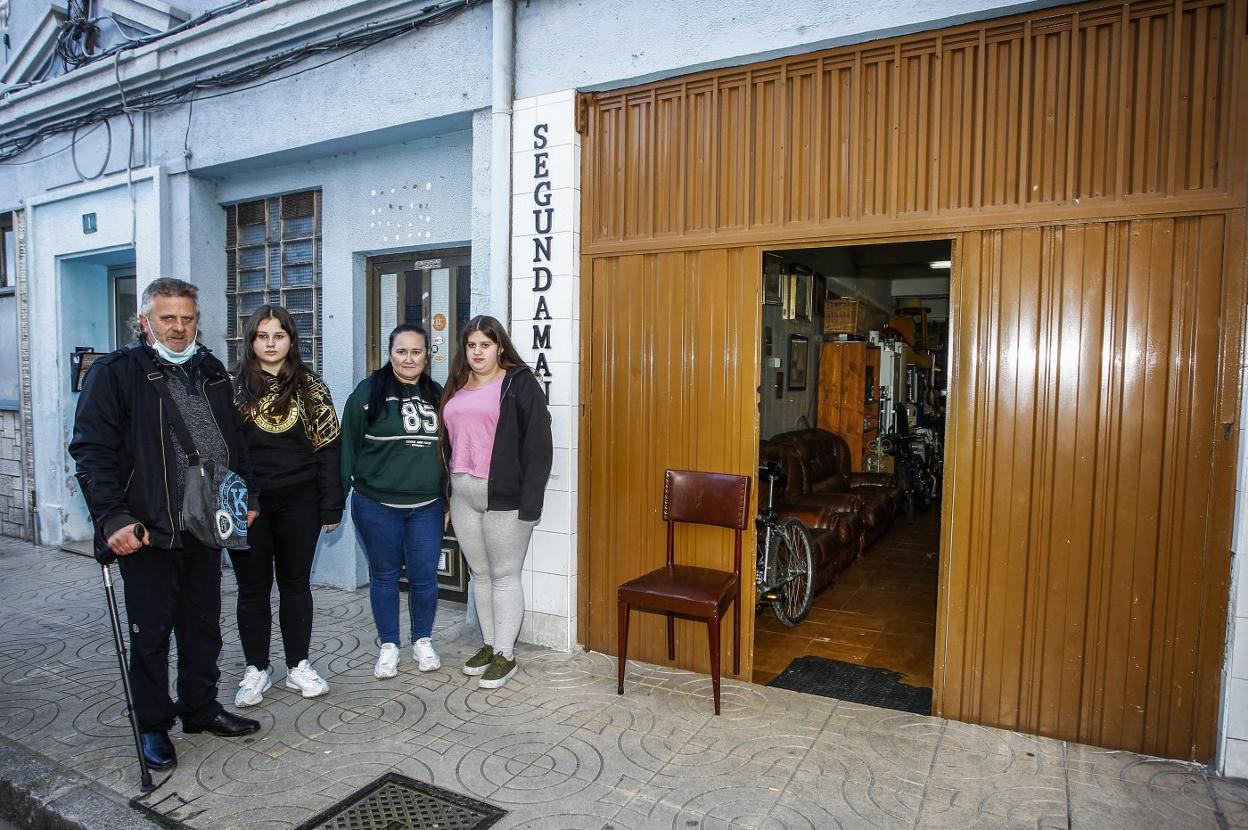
[134,347,202,466]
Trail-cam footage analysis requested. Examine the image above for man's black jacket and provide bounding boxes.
[69,338,259,556]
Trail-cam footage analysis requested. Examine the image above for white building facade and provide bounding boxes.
[5,0,1248,779]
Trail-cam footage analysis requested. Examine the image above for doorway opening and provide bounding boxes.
[752,238,952,714]
[365,247,472,387]
[364,246,472,602]
[58,246,137,551]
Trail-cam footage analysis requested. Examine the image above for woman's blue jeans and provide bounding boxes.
[350,492,445,646]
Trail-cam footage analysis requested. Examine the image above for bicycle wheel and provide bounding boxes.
[770,517,815,627]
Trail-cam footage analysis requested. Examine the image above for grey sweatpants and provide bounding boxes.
[449,473,534,656]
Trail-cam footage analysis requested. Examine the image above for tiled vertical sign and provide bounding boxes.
[511,90,580,650]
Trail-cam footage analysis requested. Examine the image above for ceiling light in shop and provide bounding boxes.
[929,260,952,270]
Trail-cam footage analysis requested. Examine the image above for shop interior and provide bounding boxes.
[752,240,951,713]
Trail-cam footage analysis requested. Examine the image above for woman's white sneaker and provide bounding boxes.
[374,643,400,679]
[285,660,329,698]
[235,665,272,707]
[413,638,441,672]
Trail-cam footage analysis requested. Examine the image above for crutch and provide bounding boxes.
[99,523,155,792]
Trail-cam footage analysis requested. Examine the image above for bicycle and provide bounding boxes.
[756,461,815,626]
[872,431,932,523]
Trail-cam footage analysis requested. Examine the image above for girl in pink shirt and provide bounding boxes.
[441,316,552,689]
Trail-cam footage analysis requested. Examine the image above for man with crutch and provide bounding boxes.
[70,277,261,775]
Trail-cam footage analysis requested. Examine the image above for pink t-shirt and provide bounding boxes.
[443,376,504,478]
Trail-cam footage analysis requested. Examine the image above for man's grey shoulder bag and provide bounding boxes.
[137,349,250,551]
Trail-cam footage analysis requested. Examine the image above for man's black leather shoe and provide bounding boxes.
[140,730,176,771]
[182,710,260,737]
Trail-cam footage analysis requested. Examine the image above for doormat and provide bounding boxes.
[768,656,932,715]
[293,772,506,830]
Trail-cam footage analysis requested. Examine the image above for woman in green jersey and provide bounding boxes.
[340,324,445,679]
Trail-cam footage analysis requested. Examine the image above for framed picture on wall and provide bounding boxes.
[763,254,784,305]
[792,267,812,321]
[788,335,809,390]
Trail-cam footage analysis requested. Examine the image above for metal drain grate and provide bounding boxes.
[294,772,506,830]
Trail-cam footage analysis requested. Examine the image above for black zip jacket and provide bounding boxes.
[70,338,259,557]
[443,366,553,521]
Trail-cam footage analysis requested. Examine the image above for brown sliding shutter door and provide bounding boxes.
[581,247,761,677]
[577,0,1248,759]
[939,215,1243,760]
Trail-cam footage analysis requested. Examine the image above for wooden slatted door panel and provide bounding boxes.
[582,0,1244,250]
[938,215,1241,760]
[581,247,761,677]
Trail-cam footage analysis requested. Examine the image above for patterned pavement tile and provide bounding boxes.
[3,539,1248,830]
[626,755,791,823]
[480,779,623,828]
[569,699,701,781]
[916,721,1068,828]
[1211,776,1248,829]
[453,735,619,808]
[272,735,451,792]
[1064,748,1224,830]
[917,778,1069,829]
[150,783,343,830]
[821,701,943,776]
[784,742,929,829]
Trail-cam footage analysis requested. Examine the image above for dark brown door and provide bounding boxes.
[580,246,762,677]
[937,215,1243,760]
[365,249,471,379]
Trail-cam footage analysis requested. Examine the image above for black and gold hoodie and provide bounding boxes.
[237,372,345,526]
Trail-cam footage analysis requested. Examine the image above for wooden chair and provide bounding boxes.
[616,469,751,715]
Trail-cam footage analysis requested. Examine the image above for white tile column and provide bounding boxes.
[1221,345,1248,777]
[510,90,580,651]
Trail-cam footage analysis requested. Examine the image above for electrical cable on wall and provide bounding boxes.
[182,91,195,172]
[113,49,137,247]
[0,0,480,164]
[68,118,110,179]
[0,121,101,166]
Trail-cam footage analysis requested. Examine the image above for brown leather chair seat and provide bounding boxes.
[618,565,738,611]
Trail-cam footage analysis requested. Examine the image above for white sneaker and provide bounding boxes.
[374,643,400,679]
[235,665,272,707]
[413,638,441,672]
[285,660,329,698]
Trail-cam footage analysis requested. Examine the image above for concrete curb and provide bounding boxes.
[0,735,167,830]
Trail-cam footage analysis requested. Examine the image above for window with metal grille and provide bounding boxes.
[225,191,322,370]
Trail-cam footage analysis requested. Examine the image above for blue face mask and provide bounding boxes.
[151,336,198,365]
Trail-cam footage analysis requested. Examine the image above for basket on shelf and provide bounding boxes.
[824,298,867,336]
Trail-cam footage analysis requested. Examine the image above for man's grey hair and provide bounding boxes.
[140,277,199,317]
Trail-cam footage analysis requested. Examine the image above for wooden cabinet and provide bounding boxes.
[817,341,879,471]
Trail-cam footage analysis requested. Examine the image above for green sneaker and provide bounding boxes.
[477,653,518,689]
[462,645,494,677]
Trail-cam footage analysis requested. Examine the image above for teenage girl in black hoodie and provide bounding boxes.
[231,305,344,707]
[442,315,552,689]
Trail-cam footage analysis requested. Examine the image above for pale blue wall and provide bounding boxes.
[57,253,127,543]
[209,129,475,589]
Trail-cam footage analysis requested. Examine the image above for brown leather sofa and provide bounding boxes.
[768,428,905,547]
[758,439,864,596]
